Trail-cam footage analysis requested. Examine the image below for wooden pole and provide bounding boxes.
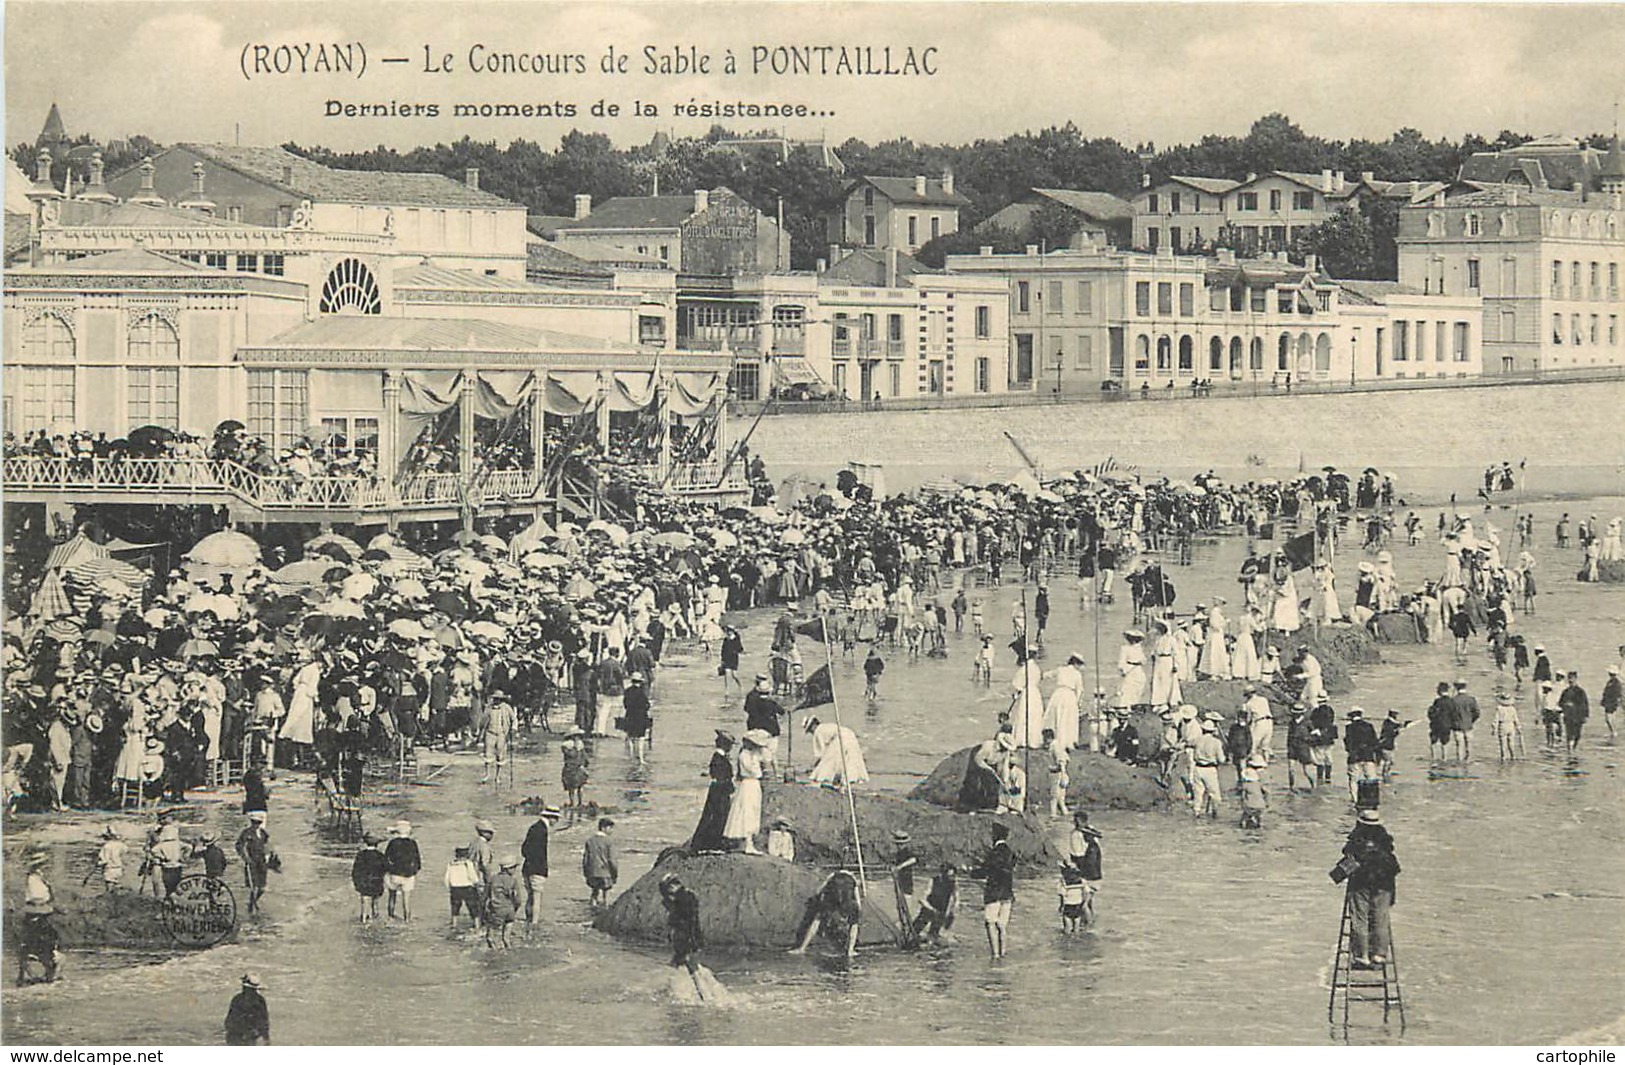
[821,616,867,896]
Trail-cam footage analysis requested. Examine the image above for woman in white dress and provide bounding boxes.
[1112,630,1149,711]
[1149,619,1182,709]
[723,732,766,853]
[1200,599,1233,680]
[279,653,320,748]
[806,717,869,786]
[1043,654,1084,751]
[1271,571,1301,634]
[1230,607,1261,681]
[1441,536,1464,588]
[1315,563,1344,623]
[1601,519,1623,562]
[1010,656,1046,748]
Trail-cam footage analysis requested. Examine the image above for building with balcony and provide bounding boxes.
[6,147,744,524]
[1396,152,1624,372]
[816,248,1008,400]
[1132,170,1436,255]
[829,172,969,255]
[944,241,1482,391]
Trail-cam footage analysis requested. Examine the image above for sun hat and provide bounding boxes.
[242,973,263,989]
[1358,809,1381,823]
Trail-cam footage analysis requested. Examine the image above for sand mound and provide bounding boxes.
[1596,560,1625,584]
[764,780,1063,869]
[593,851,901,949]
[1371,611,1425,644]
[9,891,177,951]
[907,746,1168,814]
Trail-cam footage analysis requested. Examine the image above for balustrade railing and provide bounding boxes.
[2,455,540,511]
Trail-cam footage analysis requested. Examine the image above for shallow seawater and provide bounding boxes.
[5,497,1623,1045]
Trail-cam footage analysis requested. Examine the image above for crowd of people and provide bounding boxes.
[4,448,1622,996]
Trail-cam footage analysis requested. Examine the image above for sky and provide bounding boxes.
[5,1,1625,154]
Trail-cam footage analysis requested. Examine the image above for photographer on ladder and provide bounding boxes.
[1334,809,1401,969]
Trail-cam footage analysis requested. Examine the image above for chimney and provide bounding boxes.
[1320,169,1333,192]
[979,245,994,257]
[1433,190,1446,207]
[178,160,216,214]
[1245,172,1257,184]
[941,168,954,196]
[1333,170,1346,192]
[886,247,899,287]
[1304,253,1318,273]
[1142,173,1152,189]
[35,148,55,187]
[1025,244,1040,256]
[914,175,927,197]
[80,151,115,204]
[574,194,592,220]
[815,258,827,273]
[464,167,480,190]
[129,156,165,207]
[827,243,841,266]
[693,188,709,213]
[88,152,105,188]
[1360,171,1375,185]
[1508,187,1519,207]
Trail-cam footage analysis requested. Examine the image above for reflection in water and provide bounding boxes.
[4,498,1623,1044]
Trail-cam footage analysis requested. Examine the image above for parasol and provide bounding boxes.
[393,577,429,600]
[271,560,334,586]
[648,532,694,550]
[704,528,738,549]
[187,530,262,568]
[180,638,220,659]
[386,618,429,640]
[433,625,464,649]
[305,533,362,559]
[44,618,84,641]
[466,620,506,641]
[64,555,147,588]
[315,599,364,619]
[585,520,630,546]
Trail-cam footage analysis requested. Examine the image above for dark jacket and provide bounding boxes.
[521,819,551,878]
[382,836,421,877]
[1342,821,1400,897]
[1343,719,1380,763]
[975,840,1017,904]
[351,847,386,896]
[743,689,784,737]
[224,988,270,1045]
[1559,684,1590,724]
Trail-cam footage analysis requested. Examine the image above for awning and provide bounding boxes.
[772,357,823,386]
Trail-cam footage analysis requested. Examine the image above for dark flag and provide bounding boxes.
[799,664,834,709]
[1281,531,1317,571]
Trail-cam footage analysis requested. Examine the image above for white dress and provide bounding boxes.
[280,659,321,745]
[808,722,868,785]
[1043,663,1083,750]
[1150,632,1181,708]
[1230,612,1261,681]
[1112,642,1148,709]
[1271,574,1301,634]
[1318,568,1343,622]
[723,747,763,841]
[1010,661,1046,748]
[1200,607,1233,679]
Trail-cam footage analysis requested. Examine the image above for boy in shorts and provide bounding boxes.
[444,845,481,929]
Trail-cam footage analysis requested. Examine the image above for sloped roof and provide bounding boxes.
[395,261,613,290]
[1601,135,1625,181]
[1458,147,1600,191]
[1438,184,1585,207]
[50,246,213,273]
[556,194,697,231]
[852,175,970,207]
[525,239,613,279]
[526,214,578,238]
[38,103,66,144]
[819,247,938,284]
[1334,279,1424,306]
[1163,175,1241,195]
[1204,256,1319,288]
[5,211,31,261]
[135,144,520,209]
[258,316,636,354]
[1029,188,1135,220]
[55,199,261,230]
[6,159,35,214]
[1272,171,1333,192]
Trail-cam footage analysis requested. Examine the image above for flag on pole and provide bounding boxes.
[799,664,834,709]
[1281,531,1317,570]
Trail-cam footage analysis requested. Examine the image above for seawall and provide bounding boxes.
[748,379,1624,502]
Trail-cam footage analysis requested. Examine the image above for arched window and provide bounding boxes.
[1229,336,1244,377]
[1277,333,1291,371]
[1209,336,1224,371]
[1315,333,1332,375]
[128,314,180,361]
[320,258,382,315]
[22,311,75,362]
[1249,337,1264,371]
[1156,335,1172,372]
[1178,336,1194,373]
[1296,332,1313,375]
[1134,335,1150,374]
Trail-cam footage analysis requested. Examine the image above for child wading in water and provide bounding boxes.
[1239,755,1268,828]
[864,645,885,702]
[1059,863,1089,933]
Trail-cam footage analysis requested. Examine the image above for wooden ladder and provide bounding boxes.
[1328,888,1405,1030]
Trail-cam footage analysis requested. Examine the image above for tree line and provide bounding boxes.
[13,113,1614,276]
